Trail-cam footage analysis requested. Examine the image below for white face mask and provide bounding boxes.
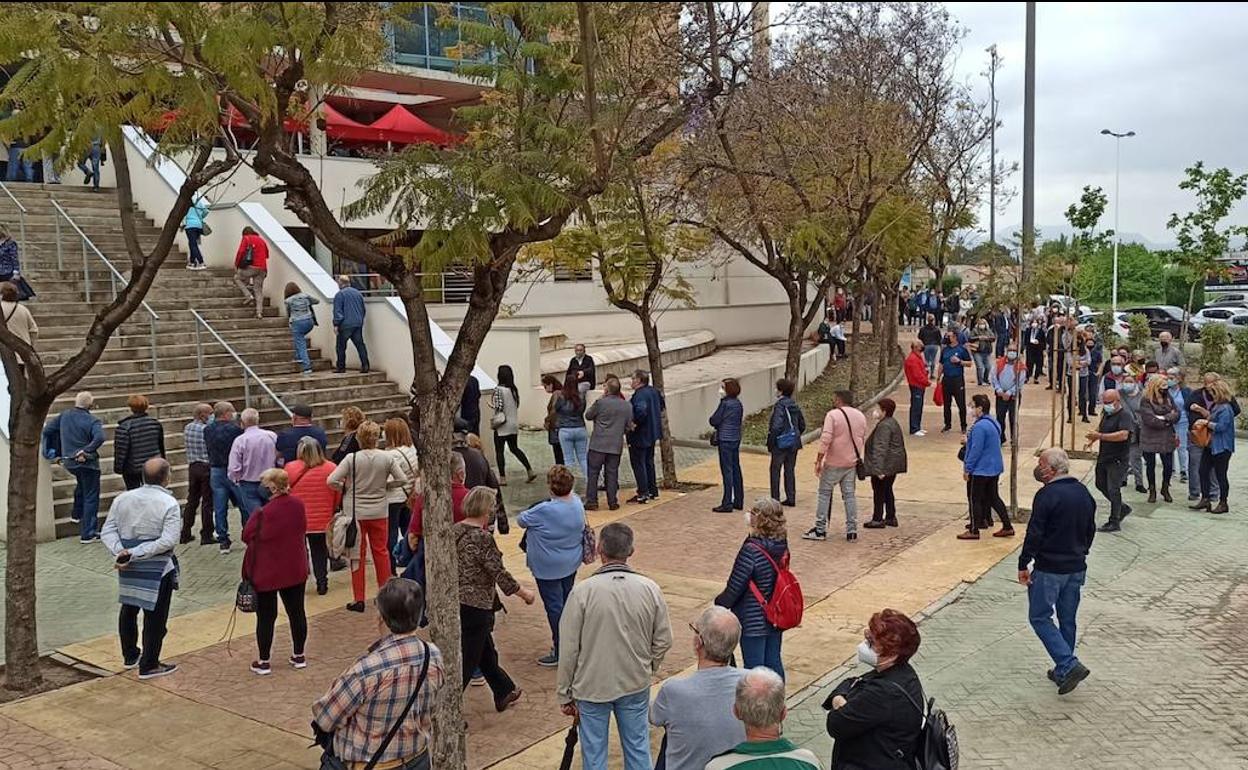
[857,639,879,667]
[872,409,882,420]
[743,511,754,530]
[718,387,727,399]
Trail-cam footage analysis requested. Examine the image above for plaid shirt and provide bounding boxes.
[312,634,445,765]
[184,420,209,465]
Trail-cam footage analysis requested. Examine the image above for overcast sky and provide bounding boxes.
[774,3,1248,249]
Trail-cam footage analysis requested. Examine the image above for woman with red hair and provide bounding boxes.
[824,609,925,769]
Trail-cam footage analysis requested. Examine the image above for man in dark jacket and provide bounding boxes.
[567,344,596,396]
[204,401,245,554]
[626,369,664,503]
[275,403,328,464]
[114,395,166,491]
[332,274,369,374]
[1020,447,1096,694]
[585,379,631,511]
[43,391,106,542]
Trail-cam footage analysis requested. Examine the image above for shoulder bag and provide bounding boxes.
[837,407,867,480]
[328,456,359,559]
[776,403,800,450]
[236,511,262,613]
[491,391,509,430]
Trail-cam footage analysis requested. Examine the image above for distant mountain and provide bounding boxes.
[966,225,1177,252]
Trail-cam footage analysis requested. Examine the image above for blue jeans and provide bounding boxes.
[923,344,938,376]
[6,146,33,182]
[739,629,785,680]
[558,426,589,479]
[237,480,267,519]
[185,227,204,265]
[536,573,576,651]
[1027,569,1085,680]
[78,142,101,189]
[290,316,315,371]
[717,442,743,508]
[973,351,991,385]
[578,689,652,770]
[908,385,924,434]
[335,325,370,371]
[629,445,657,498]
[210,467,245,545]
[68,466,101,540]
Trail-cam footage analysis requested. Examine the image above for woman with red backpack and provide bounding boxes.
[714,498,799,680]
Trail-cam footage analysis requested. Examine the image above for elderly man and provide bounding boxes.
[332,274,370,374]
[1020,448,1096,694]
[626,370,664,504]
[43,391,106,542]
[558,522,672,770]
[1085,389,1134,533]
[228,408,278,526]
[1155,331,1184,371]
[705,668,821,769]
[650,607,747,770]
[903,341,930,436]
[275,403,328,464]
[100,458,182,680]
[991,341,1027,444]
[181,403,214,546]
[585,378,632,511]
[567,343,597,395]
[313,579,445,770]
[204,401,246,554]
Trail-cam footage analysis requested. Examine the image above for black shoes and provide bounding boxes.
[863,520,886,529]
[1057,663,1091,695]
[1212,501,1229,514]
[1098,521,1121,532]
[846,532,858,542]
[1190,498,1212,511]
[346,601,366,613]
[1134,484,1148,494]
[712,505,734,513]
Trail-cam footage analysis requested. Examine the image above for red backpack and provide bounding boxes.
[747,544,804,631]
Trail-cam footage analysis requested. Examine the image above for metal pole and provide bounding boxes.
[82,237,91,303]
[1111,136,1121,315]
[149,317,158,384]
[244,372,251,408]
[55,210,63,270]
[1021,2,1035,284]
[17,211,25,258]
[988,44,998,247]
[194,319,204,384]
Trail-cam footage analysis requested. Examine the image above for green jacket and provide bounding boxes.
[705,738,823,769]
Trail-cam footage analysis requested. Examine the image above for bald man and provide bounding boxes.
[706,668,820,769]
[332,273,369,374]
[1086,390,1134,532]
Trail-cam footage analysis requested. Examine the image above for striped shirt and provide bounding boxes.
[312,634,445,765]
[184,420,209,465]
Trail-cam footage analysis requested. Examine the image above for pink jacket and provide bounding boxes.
[818,406,866,468]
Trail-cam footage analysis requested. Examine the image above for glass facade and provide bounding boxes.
[392,3,494,73]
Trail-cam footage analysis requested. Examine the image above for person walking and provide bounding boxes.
[939,328,971,434]
[541,374,566,466]
[517,465,586,668]
[312,579,445,770]
[1117,373,1146,493]
[585,378,631,510]
[77,136,103,191]
[823,610,925,769]
[242,468,310,675]
[1155,331,1184,371]
[283,282,319,375]
[1138,376,1180,503]
[181,403,214,546]
[862,398,907,529]
[404,453,473,589]
[332,275,370,374]
[327,420,409,612]
[557,522,672,770]
[331,405,365,463]
[1019,448,1096,695]
[971,317,995,386]
[0,227,23,284]
[233,226,269,319]
[766,379,806,506]
[228,408,278,522]
[0,281,37,354]
[456,486,534,711]
[43,392,105,541]
[276,403,328,465]
[807,390,865,543]
[113,395,166,491]
[285,436,339,595]
[1074,333,1096,422]
[959,394,1013,540]
[100,458,181,679]
[991,342,1026,444]
[1167,368,1196,499]
[385,417,420,567]
[710,378,745,513]
[650,608,747,770]
[1085,389,1134,533]
[555,373,590,480]
[626,370,664,503]
[708,668,821,770]
[903,342,930,437]
[460,374,482,437]
[182,195,208,270]
[490,365,536,485]
[567,343,597,396]
[204,401,246,553]
[1190,377,1237,514]
[715,498,791,678]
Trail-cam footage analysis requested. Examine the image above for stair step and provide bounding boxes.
[53,372,398,413]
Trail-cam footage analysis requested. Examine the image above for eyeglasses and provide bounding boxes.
[689,623,701,637]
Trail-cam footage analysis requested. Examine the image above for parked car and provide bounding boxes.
[1124,305,1194,339]
[1191,306,1248,330]
[1077,311,1130,340]
[1048,294,1092,316]
[1207,291,1248,307]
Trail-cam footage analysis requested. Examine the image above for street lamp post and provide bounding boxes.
[1100,128,1136,314]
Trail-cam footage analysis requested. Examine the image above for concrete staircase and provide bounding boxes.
[0,183,412,538]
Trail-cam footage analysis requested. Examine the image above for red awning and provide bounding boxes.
[367,104,457,146]
[223,104,308,133]
[321,103,378,142]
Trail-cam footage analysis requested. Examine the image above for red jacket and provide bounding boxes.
[242,493,309,592]
[284,460,340,533]
[408,481,470,539]
[904,351,931,389]
[235,233,270,271]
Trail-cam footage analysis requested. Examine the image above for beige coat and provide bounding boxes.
[0,301,37,347]
[327,448,407,521]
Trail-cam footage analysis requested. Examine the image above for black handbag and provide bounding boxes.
[12,275,35,301]
[235,511,261,613]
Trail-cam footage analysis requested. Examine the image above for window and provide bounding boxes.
[392,3,496,72]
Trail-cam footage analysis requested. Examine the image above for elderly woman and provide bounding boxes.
[284,437,339,595]
[1138,375,1179,503]
[384,417,420,568]
[541,374,566,465]
[1190,377,1237,514]
[456,486,535,712]
[242,468,309,675]
[715,497,791,679]
[331,405,365,463]
[517,465,586,668]
[327,420,408,612]
[710,377,745,513]
[0,224,20,284]
[862,398,908,529]
[825,609,925,769]
[1166,368,1194,497]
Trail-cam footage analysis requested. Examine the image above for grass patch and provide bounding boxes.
[741,335,894,445]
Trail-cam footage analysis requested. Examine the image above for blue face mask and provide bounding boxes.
[1006,351,1018,361]
[1103,403,1116,415]
[1167,378,1179,388]
[1111,365,1123,375]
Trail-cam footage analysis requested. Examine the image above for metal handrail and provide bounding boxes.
[189,308,293,417]
[48,198,160,382]
[0,179,27,255]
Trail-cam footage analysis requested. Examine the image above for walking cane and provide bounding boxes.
[558,716,579,770]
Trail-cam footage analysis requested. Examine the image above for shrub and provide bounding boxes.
[1092,312,1117,346]
[1126,313,1151,357]
[927,274,963,295]
[1199,322,1229,373]
[1232,327,1248,393]
[1164,269,1205,313]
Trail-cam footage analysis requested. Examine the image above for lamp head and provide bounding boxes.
[1100,129,1112,135]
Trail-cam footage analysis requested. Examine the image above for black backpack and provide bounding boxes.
[890,683,959,770]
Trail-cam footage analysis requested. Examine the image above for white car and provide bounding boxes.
[1077,311,1129,339]
[1191,306,1248,329]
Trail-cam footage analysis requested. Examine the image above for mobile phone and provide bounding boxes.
[115,553,132,565]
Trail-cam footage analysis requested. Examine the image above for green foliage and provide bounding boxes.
[1092,312,1117,345]
[1232,327,1248,392]
[1167,162,1248,316]
[1163,266,1205,311]
[927,275,963,294]
[1199,321,1229,372]
[1125,313,1151,355]
[1064,185,1112,257]
[1073,243,1165,304]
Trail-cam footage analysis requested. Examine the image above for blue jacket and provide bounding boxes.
[766,396,807,451]
[182,197,207,230]
[204,419,243,468]
[714,536,789,637]
[1209,402,1236,456]
[333,286,367,328]
[709,397,744,445]
[0,238,19,275]
[516,496,586,580]
[628,385,664,448]
[963,414,1004,477]
[940,344,970,379]
[42,407,105,471]
[1019,477,1097,574]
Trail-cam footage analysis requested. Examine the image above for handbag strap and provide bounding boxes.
[745,542,786,609]
[837,408,862,463]
[366,639,431,770]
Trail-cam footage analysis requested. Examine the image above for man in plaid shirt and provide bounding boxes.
[181,403,213,545]
[313,579,445,769]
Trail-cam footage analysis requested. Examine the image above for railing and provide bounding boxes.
[0,179,27,255]
[48,198,160,384]
[189,308,293,417]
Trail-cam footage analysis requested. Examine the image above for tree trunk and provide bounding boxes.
[876,284,890,390]
[641,318,678,487]
[848,293,863,400]
[784,291,805,382]
[1181,280,1197,347]
[4,398,52,690]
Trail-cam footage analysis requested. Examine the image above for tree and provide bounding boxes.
[1074,243,1165,305]
[1167,162,1248,343]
